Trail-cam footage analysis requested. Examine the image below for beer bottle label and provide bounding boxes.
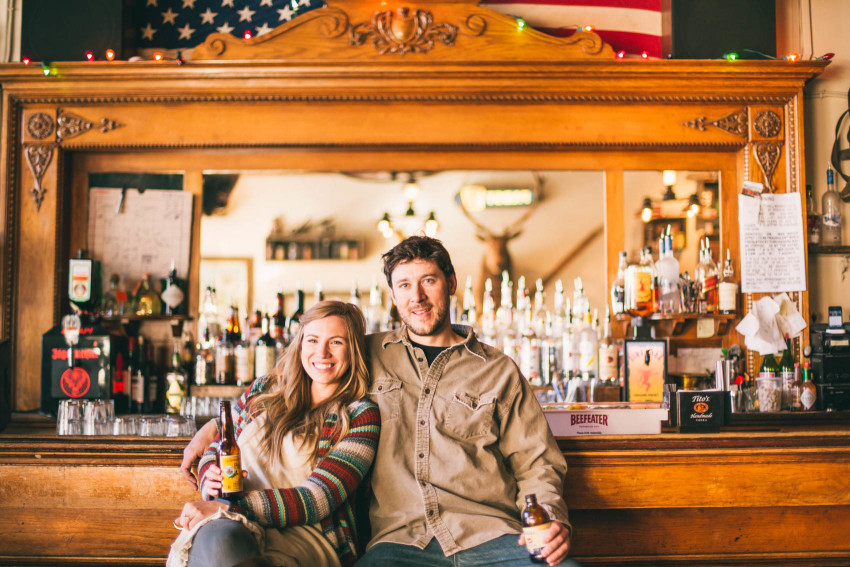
[523,522,551,557]
[220,454,243,495]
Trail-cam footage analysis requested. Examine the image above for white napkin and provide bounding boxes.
[734,294,807,355]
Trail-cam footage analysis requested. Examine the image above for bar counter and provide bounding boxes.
[2,416,849,565]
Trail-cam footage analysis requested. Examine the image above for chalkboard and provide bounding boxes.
[87,187,194,290]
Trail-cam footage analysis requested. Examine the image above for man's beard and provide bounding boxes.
[401,301,450,337]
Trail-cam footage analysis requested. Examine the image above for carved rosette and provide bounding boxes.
[24,143,55,211]
[56,108,123,144]
[350,7,458,55]
[754,110,782,138]
[683,108,748,137]
[27,112,55,140]
[753,141,782,192]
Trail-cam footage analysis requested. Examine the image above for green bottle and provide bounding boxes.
[759,353,779,378]
[779,335,795,410]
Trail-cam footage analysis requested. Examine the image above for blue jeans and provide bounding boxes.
[355,535,580,566]
[187,518,260,567]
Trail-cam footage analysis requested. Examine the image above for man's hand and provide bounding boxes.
[180,420,218,489]
[518,521,571,566]
[174,500,228,531]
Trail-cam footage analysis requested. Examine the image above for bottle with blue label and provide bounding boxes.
[821,167,842,246]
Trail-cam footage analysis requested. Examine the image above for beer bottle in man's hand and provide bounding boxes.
[521,493,551,564]
[217,400,243,499]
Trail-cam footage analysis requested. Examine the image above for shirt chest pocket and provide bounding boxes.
[367,377,403,422]
[446,392,497,439]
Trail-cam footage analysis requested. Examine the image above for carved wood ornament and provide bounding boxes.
[27,112,55,140]
[683,108,749,137]
[754,110,782,138]
[350,7,458,55]
[56,108,123,144]
[753,141,783,192]
[24,143,54,211]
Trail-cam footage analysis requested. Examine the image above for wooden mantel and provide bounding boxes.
[0,0,828,412]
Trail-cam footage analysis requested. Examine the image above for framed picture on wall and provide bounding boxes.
[199,257,253,318]
[624,339,667,403]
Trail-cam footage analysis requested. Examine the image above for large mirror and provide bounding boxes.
[199,170,607,320]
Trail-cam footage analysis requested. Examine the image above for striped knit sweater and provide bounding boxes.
[197,378,380,566]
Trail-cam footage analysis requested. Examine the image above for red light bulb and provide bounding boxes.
[22,56,31,65]
[85,51,94,61]
[616,50,626,59]
[640,51,649,59]
[153,52,163,61]
[243,30,253,39]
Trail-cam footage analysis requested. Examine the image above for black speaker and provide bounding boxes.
[21,0,127,62]
[665,0,776,60]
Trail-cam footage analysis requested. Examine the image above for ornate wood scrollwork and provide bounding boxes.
[753,110,782,138]
[753,140,782,192]
[27,112,55,140]
[683,108,748,137]
[24,143,55,211]
[56,108,123,143]
[349,7,458,55]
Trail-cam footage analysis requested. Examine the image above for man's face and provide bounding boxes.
[389,259,456,340]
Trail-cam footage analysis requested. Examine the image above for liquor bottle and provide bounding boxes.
[272,290,286,341]
[562,300,578,381]
[789,362,802,412]
[610,251,627,315]
[656,229,681,314]
[628,248,654,317]
[160,259,186,316]
[366,276,386,334]
[806,184,820,245]
[145,338,161,413]
[254,313,277,380]
[231,305,252,386]
[572,277,589,321]
[496,272,516,360]
[349,280,361,308]
[701,239,719,313]
[288,282,306,338]
[314,281,325,304]
[134,273,162,316]
[217,400,244,500]
[194,331,215,386]
[759,352,779,379]
[718,249,738,314]
[821,167,842,246]
[269,315,287,360]
[102,273,128,317]
[130,336,147,413]
[198,286,221,347]
[694,241,707,314]
[248,306,263,344]
[480,278,498,345]
[461,275,478,330]
[165,340,188,414]
[799,362,817,411]
[598,306,618,384]
[521,494,551,564]
[68,249,102,315]
[779,335,795,410]
[578,310,598,386]
[216,303,238,385]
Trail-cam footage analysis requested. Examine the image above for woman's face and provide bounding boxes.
[300,315,351,402]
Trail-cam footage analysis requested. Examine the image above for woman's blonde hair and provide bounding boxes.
[251,300,369,466]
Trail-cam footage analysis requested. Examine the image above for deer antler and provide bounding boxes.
[457,188,496,238]
[504,172,543,238]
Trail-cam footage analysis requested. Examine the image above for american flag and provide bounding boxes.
[136,0,661,58]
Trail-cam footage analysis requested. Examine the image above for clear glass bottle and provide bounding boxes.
[165,340,188,414]
[461,275,478,330]
[102,273,127,317]
[806,184,820,245]
[598,306,618,384]
[821,167,842,246]
[717,248,738,314]
[366,276,386,334]
[610,251,627,315]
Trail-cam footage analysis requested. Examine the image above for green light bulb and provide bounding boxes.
[42,65,50,76]
[724,52,738,61]
[517,18,526,30]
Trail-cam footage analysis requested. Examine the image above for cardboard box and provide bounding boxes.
[542,402,669,436]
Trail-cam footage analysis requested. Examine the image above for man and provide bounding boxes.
[181,236,574,566]
[357,236,572,566]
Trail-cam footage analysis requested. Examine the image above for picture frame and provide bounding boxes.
[624,339,668,403]
[199,257,253,318]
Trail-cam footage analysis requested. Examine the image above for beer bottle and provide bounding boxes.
[521,493,551,564]
[217,400,243,499]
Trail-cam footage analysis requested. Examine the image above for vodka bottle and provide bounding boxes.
[572,277,589,321]
[496,271,517,360]
[656,230,681,314]
[821,167,842,246]
[562,300,579,380]
[481,278,498,345]
[578,310,599,392]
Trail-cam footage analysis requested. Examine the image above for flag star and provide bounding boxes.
[237,5,256,22]
[161,7,178,25]
[181,0,197,8]
[217,21,235,34]
[221,0,235,7]
[146,0,157,6]
[256,22,274,36]
[260,0,274,6]
[140,22,157,41]
[177,22,196,40]
[199,7,218,24]
[277,5,294,21]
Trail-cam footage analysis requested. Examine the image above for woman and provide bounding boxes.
[169,301,380,567]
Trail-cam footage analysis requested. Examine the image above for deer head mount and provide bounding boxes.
[457,173,543,307]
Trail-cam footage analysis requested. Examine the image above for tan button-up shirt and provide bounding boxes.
[365,324,570,555]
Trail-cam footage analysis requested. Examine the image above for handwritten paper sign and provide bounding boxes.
[738,193,806,293]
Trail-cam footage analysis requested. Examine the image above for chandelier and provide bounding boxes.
[377,172,439,239]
